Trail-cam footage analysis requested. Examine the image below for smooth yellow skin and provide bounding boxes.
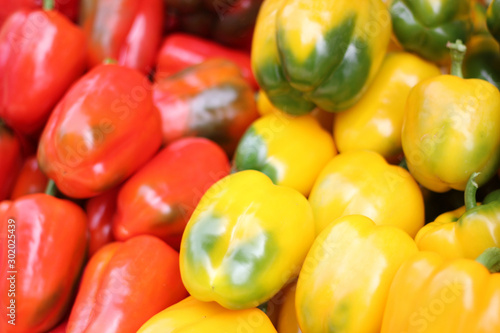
[252,113,336,196]
[276,283,302,333]
[296,215,418,333]
[381,251,500,333]
[334,52,441,158]
[137,296,277,333]
[179,170,315,310]
[402,75,500,192]
[308,150,425,237]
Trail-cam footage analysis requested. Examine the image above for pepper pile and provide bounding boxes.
[1,0,500,332]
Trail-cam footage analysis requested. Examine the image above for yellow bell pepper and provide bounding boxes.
[416,173,500,259]
[233,113,336,196]
[334,52,441,158]
[267,282,302,333]
[381,248,500,333]
[308,150,425,236]
[137,296,277,332]
[296,215,418,333]
[179,170,315,310]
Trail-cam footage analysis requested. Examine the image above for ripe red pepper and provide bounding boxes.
[86,188,118,256]
[156,33,258,89]
[10,155,49,200]
[0,193,88,333]
[0,2,86,135]
[153,58,259,156]
[0,0,79,26]
[67,235,187,333]
[113,137,230,250]
[38,63,162,199]
[0,123,23,201]
[48,320,68,333]
[80,0,164,73]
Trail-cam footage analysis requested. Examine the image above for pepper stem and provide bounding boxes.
[103,58,118,65]
[447,40,466,78]
[476,247,500,273]
[44,179,58,196]
[465,172,480,211]
[43,0,55,11]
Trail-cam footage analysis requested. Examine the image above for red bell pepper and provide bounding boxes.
[86,188,118,256]
[37,63,162,199]
[113,137,230,250]
[153,58,259,156]
[0,0,79,26]
[0,122,23,201]
[156,33,258,89]
[66,235,188,333]
[0,1,86,135]
[10,155,49,200]
[80,0,164,73]
[48,320,68,333]
[0,193,88,333]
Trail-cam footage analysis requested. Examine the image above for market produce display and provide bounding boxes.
[1,0,500,332]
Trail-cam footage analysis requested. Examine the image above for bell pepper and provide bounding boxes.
[155,33,257,89]
[402,40,500,192]
[0,0,80,26]
[37,63,162,199]
[308,150,425,237]
[138,296,276,332]
[415,173,500,259]
[0,122,23,201]
[10,155,48,200]
[381,248,500,332]
[80,0,163,73]
[272,283,301,333]
[113,137,230,250]
[179,170,315,310]
[0,192,88,333]
[67,235,188,333]
[334,52,441,158]
[49,320,68,333]
[85,188,118,256]
[487,0,500,42]
[0,1,86,135]
[251,0,391,115]
[389,0,473,64]
[296,215,418,333]
[233,113,336,196]
[153,58,259,156]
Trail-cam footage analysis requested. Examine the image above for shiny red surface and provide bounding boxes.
[10,155,49,200]
[86,188,119,256]
[0,124,23,200]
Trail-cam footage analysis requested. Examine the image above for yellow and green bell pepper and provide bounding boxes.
[381,248,500,333]
[334,51,441,159]
[487,0,500,42]
[233,113,336,196]
[389,0,473,64]
[296,215,418,333]
[402,40,500,192]
[308,150,425,237]
[251,0,391,115]
[137,296,277,333]
[179,170,315,310]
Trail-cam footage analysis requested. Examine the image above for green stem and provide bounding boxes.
[446,40,467,78]
[103,58,118,65]
[465,172,480,211]
[476,247,500,273]
[43,0,55,11]
[44,179,58,196]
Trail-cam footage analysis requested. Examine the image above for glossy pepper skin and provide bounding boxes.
[401,45,500,192]
[38,63,162,199]
[113,138,230,250]
[273,283,302,333]
[67,235,188,333]
[85,188,118,256]
[487,0,500,42]
[80,0,163,73]
[390,0,473,64]
[138,296,276,332]
[179,170,315,310]
[0,123,23,201]
[0,194,88,333]
[381,249,500,333]
[0,0,80,25]
[415,174,500,259]
[153,58,259,156]
[308,150,425,237]
[155,33,257,89]
[252,0,391,115]
[10,155,48,200]
[296,215,418,333]
[334,52,441,158]
[233,113,336,196]
[0,6,86,135]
